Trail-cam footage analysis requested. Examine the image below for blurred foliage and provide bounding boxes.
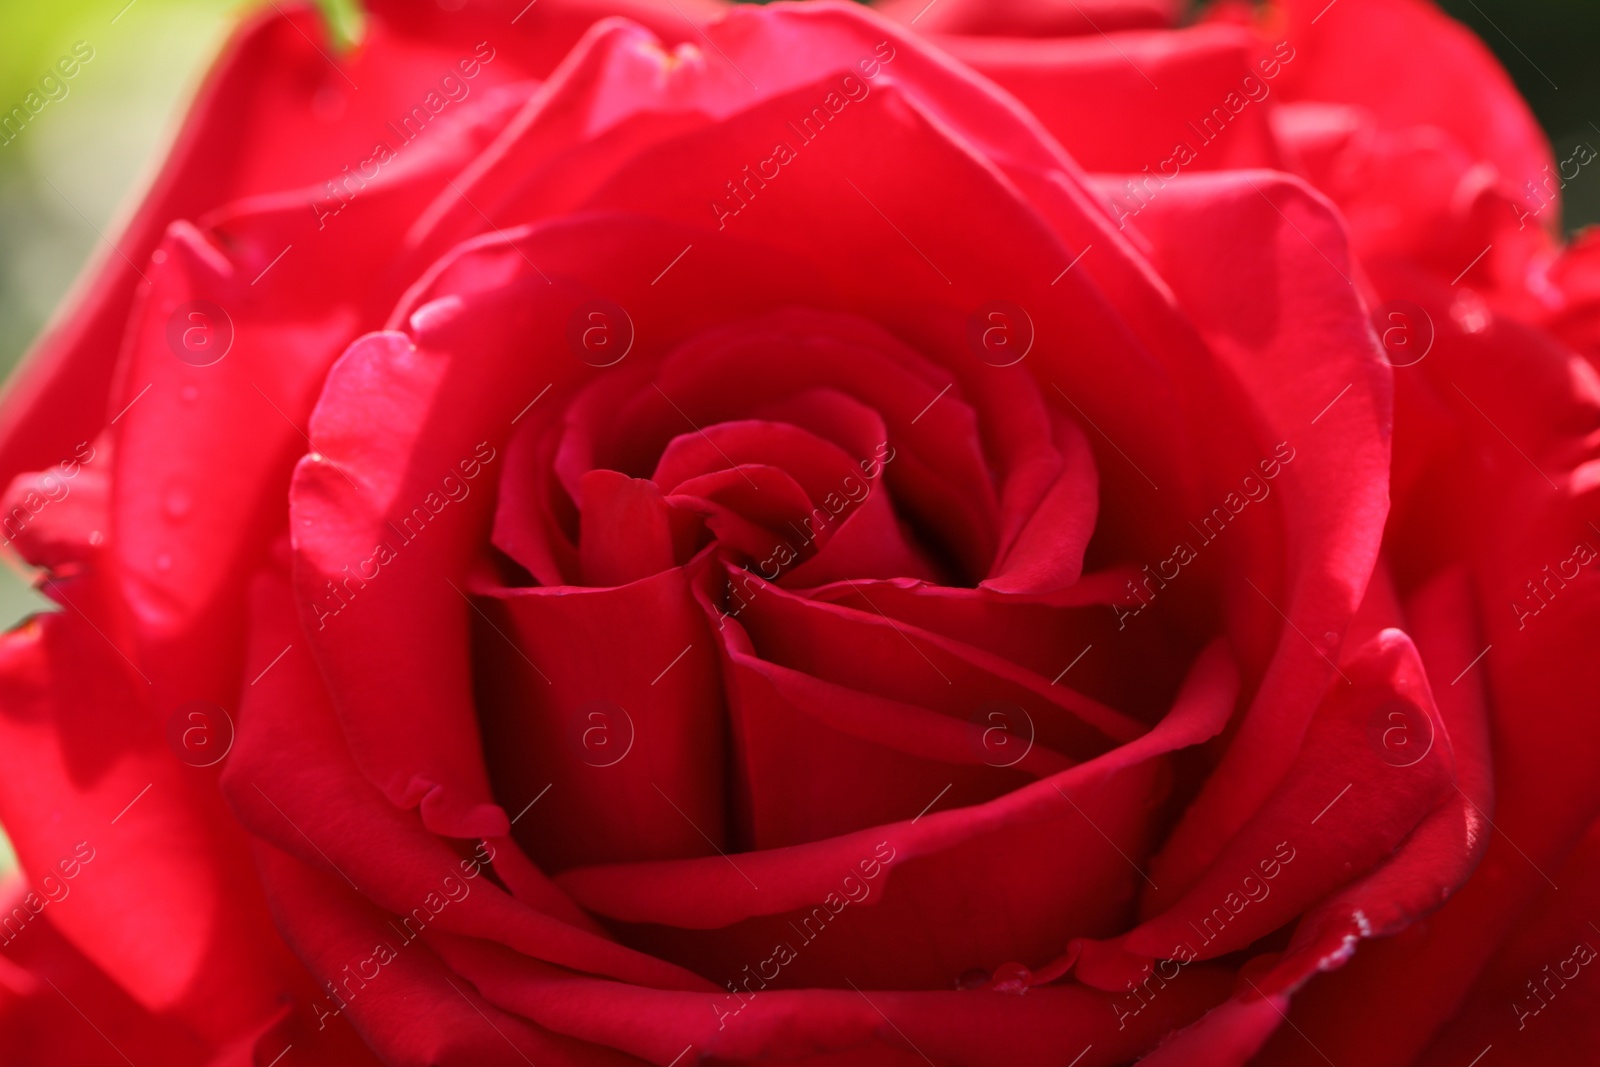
[1,0,251,378]
[319,0,369,48]
[1438,0,1600,148]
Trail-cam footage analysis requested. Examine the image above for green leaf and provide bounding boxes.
[314,0,366,52]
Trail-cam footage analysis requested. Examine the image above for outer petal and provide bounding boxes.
[876,0,1179,37]
[0,1,548,486]
[0,608,304,1045]
[108,74,531,704]
[0,876,211,1067]
[1123,631,1454,966]
[249,841,642,1066]
[1258,568,1493,997]
[1121,171,1391,900]
[1253,250,1600,1066]
[937,25,1282,175]
[1275,0,1552,213]
[1414,811,1600,1065]
[222,559,713,994]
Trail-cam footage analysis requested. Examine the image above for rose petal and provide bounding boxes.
[1122,171,1391,901]
[435,932,1233,1067]
[250,841,640,1067]
[1276,0,1551,210]
[939,25,1282,175]
[0,608,302,1041]
[222,561,713,992]
[1122,629,1454,963]
[0,2,543,485]
[878,0,1178,37]
[556,640,1234,930]
[472,562,728,871]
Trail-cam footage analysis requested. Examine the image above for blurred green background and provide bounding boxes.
[0,0,1594,878]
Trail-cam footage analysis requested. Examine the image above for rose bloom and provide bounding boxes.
[0,0,1596,1063]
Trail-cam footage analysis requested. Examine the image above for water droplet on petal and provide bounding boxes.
[88,530,104,546]
[1451,289,1490,334]
[181,385,199,403]
[155,554,173,573]
[989,962,1032,995]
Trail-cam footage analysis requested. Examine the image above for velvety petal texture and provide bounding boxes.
[0,0,1593,1064]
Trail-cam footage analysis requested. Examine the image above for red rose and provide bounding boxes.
[883,0,1600,1063]
[0,1,1591,1065]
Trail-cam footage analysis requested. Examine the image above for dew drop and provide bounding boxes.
[88,530,104,546]
[1451,289,1490,334]
[989,962,1033,996]
[181,385,199,403]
